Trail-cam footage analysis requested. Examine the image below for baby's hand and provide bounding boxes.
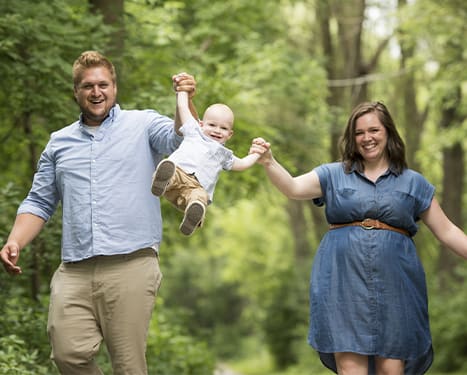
[249,138,271,164]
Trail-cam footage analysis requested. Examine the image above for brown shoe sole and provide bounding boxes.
[151,160,175,196]
[180,201,205,236]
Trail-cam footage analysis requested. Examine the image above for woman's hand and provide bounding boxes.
[249,137,271,165]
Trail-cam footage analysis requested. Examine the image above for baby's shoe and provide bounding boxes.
[180,200,205,236]
[151,159,176,196]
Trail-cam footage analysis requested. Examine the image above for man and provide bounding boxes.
[0,50,196,375]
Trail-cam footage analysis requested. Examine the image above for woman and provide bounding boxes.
[251,101,467,374]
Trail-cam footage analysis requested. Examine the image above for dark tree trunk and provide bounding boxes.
[89,0,125,77]
[397,0,425,171]
[437,87,465,286]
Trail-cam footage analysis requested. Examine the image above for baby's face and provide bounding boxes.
[200,117,233,144]
[201,105,234,144]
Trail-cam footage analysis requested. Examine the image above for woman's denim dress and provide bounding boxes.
[309,162,435,374]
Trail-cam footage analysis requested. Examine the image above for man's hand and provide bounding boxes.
[173,72,196,98]
[0,242,22,275]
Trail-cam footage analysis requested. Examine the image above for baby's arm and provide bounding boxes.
[173,72,198,135]
[231,152,261,171]
[175,91,195,135]
[176,91,193,123]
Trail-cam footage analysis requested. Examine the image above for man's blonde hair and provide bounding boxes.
[72,51,116,88]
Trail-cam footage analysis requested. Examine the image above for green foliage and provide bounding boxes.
[0,292,55,374]
[397,0,467,147]
[160,193,309,370]
[0,295,50,361]
[158,231,249,358]
[0,180,62,296]
[147,304,216,375]
[122,0,329,201]
[0,0,110,186]
[0,335,50,375]
[0,0,466,373]
[429,264,467,373]
[0,183,22,243]
[261,270,302,369]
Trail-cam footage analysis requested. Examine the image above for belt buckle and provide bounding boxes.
[361,218,374,230]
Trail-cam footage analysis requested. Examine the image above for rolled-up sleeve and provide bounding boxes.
[18,140,60,221]
[147,110,183,155]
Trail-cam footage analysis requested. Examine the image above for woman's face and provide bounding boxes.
[354,112,388,163]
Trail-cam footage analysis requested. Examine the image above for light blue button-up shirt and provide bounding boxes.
[18,105,182,262]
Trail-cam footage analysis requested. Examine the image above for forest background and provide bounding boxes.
[0,0,466,374]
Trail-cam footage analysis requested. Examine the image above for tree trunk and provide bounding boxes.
[437,87,465,286]
[397,0,425,171]
[317,0,367,160]
[286,200,311,266]
[89,0,125,74]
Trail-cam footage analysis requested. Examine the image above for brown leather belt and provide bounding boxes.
[329,218,410,237]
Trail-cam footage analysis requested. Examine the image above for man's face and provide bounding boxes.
[74,67,117,126]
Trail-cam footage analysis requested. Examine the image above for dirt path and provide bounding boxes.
[214,363,245,375]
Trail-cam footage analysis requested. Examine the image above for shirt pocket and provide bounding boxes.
[326,187,361,222]
[390,190,416,216]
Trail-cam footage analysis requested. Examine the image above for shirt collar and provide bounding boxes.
[79,104,120,128]
[349,162,399,177]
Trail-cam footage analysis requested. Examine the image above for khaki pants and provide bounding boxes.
[163,166,210,212]
[47,248,162,375]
